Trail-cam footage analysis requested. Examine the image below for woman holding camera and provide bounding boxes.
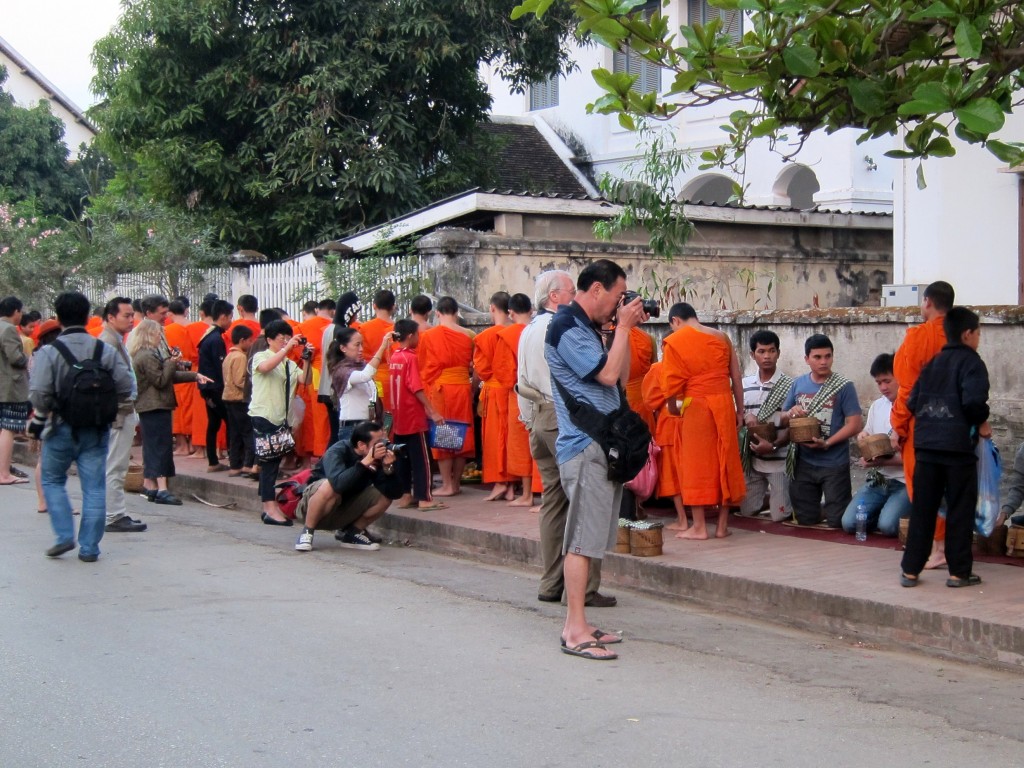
[326,327,391,447]
[130,319,212,505]
[249,320,312,524]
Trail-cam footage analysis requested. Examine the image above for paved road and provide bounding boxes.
[1,478,1021,767]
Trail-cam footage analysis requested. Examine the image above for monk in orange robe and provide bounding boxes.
[661,303,746,539]
[643,358,688,530]
[418,296,476,496]
[165,311,197,456]
[359,290,398,414]
[187,312,213,456]
[299,308,331,457]
[473,292,513,500]
[626,326,657,434]
[891,280,954,569]
[86,314,104,338]
[493,293,535,507]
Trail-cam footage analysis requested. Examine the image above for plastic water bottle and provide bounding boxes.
[855,504,868,542]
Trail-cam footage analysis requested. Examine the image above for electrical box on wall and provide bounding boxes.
[881,284,928,307]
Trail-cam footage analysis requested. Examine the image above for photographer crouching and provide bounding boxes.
[293,421,402,552]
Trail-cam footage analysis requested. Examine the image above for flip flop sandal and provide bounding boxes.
[900,573,919,588]
[590,629,622,645]
[560,640,618,661]
[413,503,448,511]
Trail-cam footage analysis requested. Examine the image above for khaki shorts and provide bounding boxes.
[295,479,382,531]
[560,441,622,560]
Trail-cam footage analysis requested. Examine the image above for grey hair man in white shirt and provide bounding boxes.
[517,269,614,608]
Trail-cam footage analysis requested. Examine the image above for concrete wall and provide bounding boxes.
[1,50,95,151]
[464,306,1024,454]
[416,219,892,314]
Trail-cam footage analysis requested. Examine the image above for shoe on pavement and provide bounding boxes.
[152,491,183,506]
[206,463,228,473]
[295,530,314,551]
[105,516,148,533]
[537,592,561,603]
[362,528,383,544]
[78,553,99,563]
[46,541,75,558]
[335,528,380,551]
[585,592,617,608]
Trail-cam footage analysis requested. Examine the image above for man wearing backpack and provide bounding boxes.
[28,292,134,562]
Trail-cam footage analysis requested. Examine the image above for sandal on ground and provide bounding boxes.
[899,573,919,588]
[560,640,617,661]
[562,631,622,646]
[414,503,448,511]
[946,574,982,588]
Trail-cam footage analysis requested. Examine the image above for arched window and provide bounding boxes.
[681,175,735,205]
[773,165,820,210]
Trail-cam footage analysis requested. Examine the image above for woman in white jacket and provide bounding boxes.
[327,326,391,445]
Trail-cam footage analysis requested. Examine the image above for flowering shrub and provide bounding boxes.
[0,199,78,311]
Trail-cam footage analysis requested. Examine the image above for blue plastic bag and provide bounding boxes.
[975,437,1001,537]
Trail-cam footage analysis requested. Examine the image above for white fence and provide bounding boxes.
[82,255,423,319]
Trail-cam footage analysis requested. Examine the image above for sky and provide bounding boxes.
[2,0,125,108]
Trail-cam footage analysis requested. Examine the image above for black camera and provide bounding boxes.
[295,335,307,346]
[383,441,407,457]
[622,291,660,319]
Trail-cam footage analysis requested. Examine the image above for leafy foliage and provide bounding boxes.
[91,0,574,258]
[515,0,1024,173]
[0,67,89,218]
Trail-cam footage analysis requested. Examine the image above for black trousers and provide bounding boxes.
[393,431,432,502]
[224,401,255,470]
[204,392,228,467]
[901,458,977,579]
[252,416,283,503]
[323,399,340,448]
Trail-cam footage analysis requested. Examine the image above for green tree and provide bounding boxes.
[514,0,1024,174]
[0,67,88,218]
[91,0,573,258]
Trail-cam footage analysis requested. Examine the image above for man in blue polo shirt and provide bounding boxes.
[545,258,648,661]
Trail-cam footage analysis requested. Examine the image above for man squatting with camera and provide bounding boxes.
[293,421,403,552]
[546,259,650,660]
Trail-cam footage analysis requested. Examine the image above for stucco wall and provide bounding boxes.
[416,222,892,315]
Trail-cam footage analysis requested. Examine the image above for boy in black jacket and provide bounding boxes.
[294,421,402,552]
[900,307,991,588]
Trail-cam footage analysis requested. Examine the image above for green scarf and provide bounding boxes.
[740,373,794,474]
[784,373,851,479]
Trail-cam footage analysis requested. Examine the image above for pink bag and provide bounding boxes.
[624,441,660,500]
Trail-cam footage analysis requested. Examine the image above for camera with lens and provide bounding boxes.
[622,291,661,319]
[383,440,407,457]
[295,335,307,346]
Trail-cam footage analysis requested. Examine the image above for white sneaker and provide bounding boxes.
[294,531,314,551]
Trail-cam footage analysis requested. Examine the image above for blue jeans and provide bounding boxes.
[841,477,911,537]
[43,422,109,557]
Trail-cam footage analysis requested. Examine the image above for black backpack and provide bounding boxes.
[51,339,119,428]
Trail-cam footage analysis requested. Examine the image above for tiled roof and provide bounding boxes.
[477,122,590,197]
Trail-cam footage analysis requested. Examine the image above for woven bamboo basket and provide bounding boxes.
[860,434,895,461]
[789,417,821,443]
[748,423,777,444]
[898,517,909,546]
[615,527,631,554]
[124,464,144,494]
[1006,526,1024,557]
[629,526,663,557]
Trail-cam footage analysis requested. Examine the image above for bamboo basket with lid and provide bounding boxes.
[788,417,821,443]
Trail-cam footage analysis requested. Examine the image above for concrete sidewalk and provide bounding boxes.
[17,441,1024,671]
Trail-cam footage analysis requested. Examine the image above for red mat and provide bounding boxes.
[643,508,1024,567]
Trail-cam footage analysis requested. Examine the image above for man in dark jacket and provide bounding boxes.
[294,421,402,552]
[900,306,991,589]
[197,299,233,472]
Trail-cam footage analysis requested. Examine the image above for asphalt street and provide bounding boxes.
[1,477,1022,768]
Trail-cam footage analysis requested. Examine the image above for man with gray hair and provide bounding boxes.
[517,269,614,608]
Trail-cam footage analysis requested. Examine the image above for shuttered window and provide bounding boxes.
[529,74,559,110]
[687,0,742,42]
[612,3,662,94]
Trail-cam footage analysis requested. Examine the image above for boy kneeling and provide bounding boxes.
[294,421,402,552]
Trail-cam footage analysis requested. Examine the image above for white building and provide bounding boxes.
[0,35,96,152]
[484,1,1021,306]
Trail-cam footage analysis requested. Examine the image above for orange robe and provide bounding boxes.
[300,316,331,456]
[892,316,946,502]
[165,321,197,437]
[86,317,103,338]
[643,362,684,498]
[419,325,476,460]
[493,323,533,478]
[626,327,657,434]
[359,317,396,413]
[473,324,511,484]
[662,327,746,507]
[223,318,261,350]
